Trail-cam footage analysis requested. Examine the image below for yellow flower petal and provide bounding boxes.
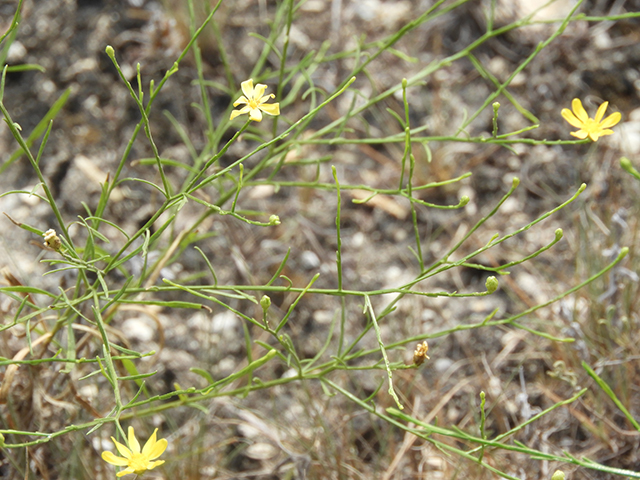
[230,106,251,120]
[102,451,130,467]
[249,108,263,122]
[240,79,254,99]
[233,95,249,107]
[127,426,141,454]
[570,130,589,139]
[592,129,614,141]
[561,108,583,128]
[601,111,621,129]
[141,428,158,456]
[253,83,268,99]
[149,439,168,460]
[571,98,588,122]
[116,467,136,478]
[142,430,168,460]
[594,101,609,123]
[112,438,132,459]
[146,460,166,470]
[259,102,280,116]
[259,94,275,104]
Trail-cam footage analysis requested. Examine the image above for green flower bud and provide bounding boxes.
[269,215,281,226]
[551,470,565,480]
[260,295,271,311]
[485,276,498,293]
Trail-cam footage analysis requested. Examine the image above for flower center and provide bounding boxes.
[129,453,150,473]
[582,118,601,133]
[248,98,260,109]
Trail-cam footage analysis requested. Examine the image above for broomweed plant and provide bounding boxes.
[0,0,639,478]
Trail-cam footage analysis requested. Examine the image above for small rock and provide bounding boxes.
[245,442,278,460]
[7,41,27,62]
[300,250,320,270]
[300,0,325,12]
[313,310,334,324]
[211,311,239,333]
[122,317,154,342]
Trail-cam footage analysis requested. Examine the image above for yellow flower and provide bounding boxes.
[102,427,168,477]
[561,98,621,142]
[230,79,280,122]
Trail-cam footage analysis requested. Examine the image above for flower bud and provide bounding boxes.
[260,295,271,311]
[485,276,498,293]
[269,215,281,226]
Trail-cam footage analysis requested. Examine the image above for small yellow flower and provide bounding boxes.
[561,98,621,142]
[230,79,280,122]
[102,427,168,477]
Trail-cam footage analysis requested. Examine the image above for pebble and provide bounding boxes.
[121,317,154,342]
[245,442,278,460]
[211,311,239,333]
[300,250,320,270]
[7,41,26,62]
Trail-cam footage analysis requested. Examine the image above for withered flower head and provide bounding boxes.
[413,341,430,366]
[43,229,62,251]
